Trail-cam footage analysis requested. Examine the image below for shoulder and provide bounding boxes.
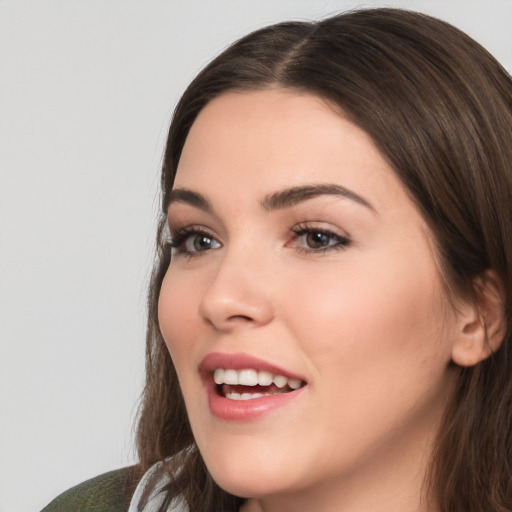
[41,466,141,512]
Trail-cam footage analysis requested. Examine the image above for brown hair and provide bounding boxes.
[135,8,512,511]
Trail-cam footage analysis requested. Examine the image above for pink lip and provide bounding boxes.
[199,352,304,380]
[199,352,307,421]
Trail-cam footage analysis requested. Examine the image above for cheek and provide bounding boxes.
[280,255,456,462]
[286,251,453,383]
[158,269,202,366]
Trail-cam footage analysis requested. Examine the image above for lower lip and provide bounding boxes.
[205,381,305,421]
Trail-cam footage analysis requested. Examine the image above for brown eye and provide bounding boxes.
[186,233,221,253]
[290,226,351,253]
[169,228,222,256]
[305,231,332,249]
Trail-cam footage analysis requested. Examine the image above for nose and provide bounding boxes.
[198,249,274,331]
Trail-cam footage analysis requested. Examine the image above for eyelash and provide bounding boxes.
[167,226,219,258]
[167,223,351,258]
[289,223,351,254]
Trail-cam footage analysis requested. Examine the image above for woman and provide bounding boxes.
[43,7,512,512]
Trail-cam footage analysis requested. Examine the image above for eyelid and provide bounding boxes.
[165,220,218,245]
[288,222,351,254]
[165,219,351,258]
[290,221,350,239]
[167,225,222,257]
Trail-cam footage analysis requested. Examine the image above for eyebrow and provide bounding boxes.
[167,183,375,214]
[261,183,376,212]
[167,188,212,212]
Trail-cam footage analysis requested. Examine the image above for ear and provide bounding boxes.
[451,270,507,367]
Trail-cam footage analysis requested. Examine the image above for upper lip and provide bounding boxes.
[199,352,306,382]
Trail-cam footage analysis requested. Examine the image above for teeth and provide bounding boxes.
[214,368,226,385]
[273,375,287,388]
[223,369,239,385]
[225,391,283,401]
[239,369,258,386]
[213,368,304,390]
[288,379,302,390]
[257,370,273,386]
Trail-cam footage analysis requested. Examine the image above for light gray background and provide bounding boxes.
[1,1,511,511]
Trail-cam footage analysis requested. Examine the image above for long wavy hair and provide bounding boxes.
[135,8,512,512]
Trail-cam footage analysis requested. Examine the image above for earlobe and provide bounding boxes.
[451,270,507,367]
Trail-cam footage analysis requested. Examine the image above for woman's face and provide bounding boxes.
[158,89,462,509]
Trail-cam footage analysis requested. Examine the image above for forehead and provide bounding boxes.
[174,89,410,213]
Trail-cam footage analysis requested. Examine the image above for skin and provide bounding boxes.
[158,89,469,512]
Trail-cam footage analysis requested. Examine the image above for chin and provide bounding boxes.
[201,445,300,499]
[211,471,288,500]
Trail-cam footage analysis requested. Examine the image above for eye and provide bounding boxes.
[290,224,350,253]
[185,233,220,253]
[168,227,222,256]
[304,231,334,249]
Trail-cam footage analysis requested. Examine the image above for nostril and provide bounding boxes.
[228,314,253,322]
[202,313,254,329]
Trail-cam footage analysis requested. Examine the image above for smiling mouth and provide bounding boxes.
[214,368,306,401]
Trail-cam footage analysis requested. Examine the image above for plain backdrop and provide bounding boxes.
[1,1,511,511]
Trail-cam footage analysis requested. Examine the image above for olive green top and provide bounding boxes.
[41,466,139,512]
